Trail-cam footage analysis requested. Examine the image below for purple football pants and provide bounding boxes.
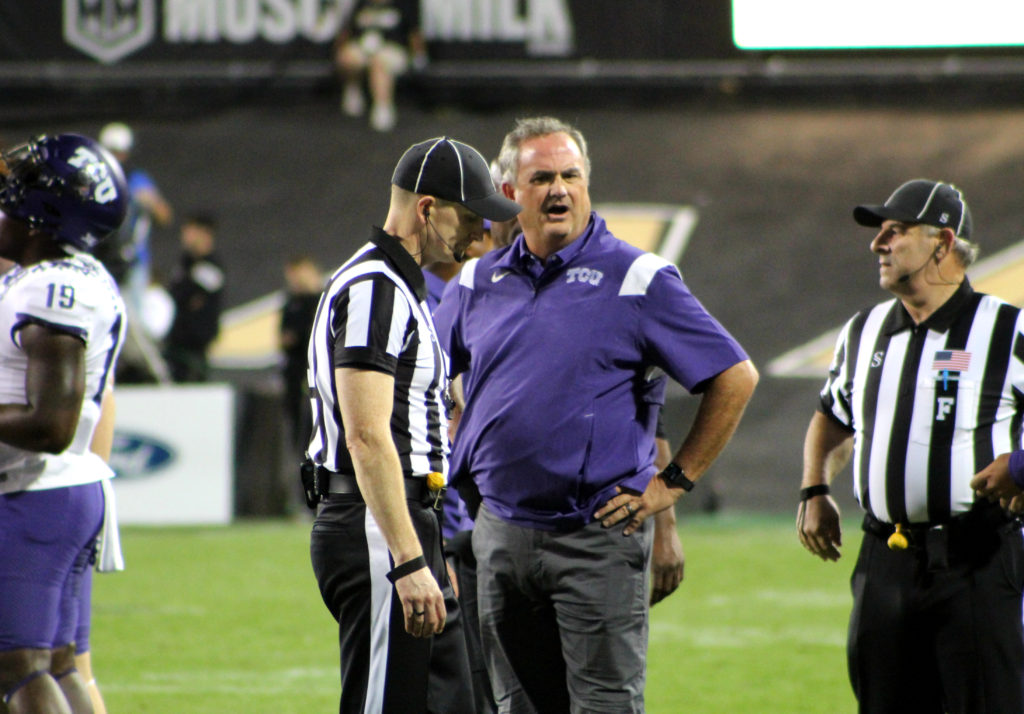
[0,482,104,651]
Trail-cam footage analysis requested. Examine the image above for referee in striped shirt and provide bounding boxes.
[798,179,1024,713]
[306,136,520,714]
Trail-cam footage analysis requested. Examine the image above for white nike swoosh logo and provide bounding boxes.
[491,270,511,283]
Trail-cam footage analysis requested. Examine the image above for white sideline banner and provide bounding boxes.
[109,384,235,525]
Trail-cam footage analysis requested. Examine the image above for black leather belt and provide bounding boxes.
[862,512,942,543]
[863,503,1013,543]
[326,472,430,502]
[862,503,1017,569]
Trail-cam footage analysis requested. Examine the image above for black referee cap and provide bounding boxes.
[854,179,972,240]
[392,137,521,222]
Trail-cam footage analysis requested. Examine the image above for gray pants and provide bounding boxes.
[473,503,652,714]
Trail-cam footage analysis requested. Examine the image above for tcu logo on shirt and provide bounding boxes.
[565,267,603,286]
[67,146,119,204]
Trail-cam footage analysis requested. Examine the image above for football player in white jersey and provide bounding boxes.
[0,133,129,714]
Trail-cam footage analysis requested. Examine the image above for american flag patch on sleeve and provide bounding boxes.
[932,349,971,372]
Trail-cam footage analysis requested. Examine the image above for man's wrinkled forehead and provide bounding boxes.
[518,133,586,177]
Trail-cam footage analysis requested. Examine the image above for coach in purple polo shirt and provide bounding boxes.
[433,116,758,713]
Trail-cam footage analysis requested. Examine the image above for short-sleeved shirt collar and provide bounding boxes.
[495,214,596,280]
[882,278,975,336]
[370,226,426,303]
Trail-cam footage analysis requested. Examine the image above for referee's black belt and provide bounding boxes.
[325,472,431,504]
[862,503,1018,567]
[863,503,1015,541]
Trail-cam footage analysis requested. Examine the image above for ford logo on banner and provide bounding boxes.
[108,431,175,479]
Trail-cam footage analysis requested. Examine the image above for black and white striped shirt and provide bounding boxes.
[821,280,1024,524]
[306,228,449,478]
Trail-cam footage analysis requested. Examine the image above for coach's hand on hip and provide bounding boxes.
[596,474,681,536]
[394,561,446,637]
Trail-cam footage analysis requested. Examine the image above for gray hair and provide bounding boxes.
[497,116,590,186]
[924,225,979,269]
[952,237,979,268]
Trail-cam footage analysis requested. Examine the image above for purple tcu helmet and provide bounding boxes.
[0,133,128,251]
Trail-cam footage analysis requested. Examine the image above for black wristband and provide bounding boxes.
[799,484,830,502]
[386,555,427,584]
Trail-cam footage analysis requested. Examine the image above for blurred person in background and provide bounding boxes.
[163,213,224,383]
[111,267,174,385]
[137,267,175,345]
[798,179,1024,712]
[0,133,128,714]
[305,136,520,713]
[334,0,427,132]
[433,116,757,713]
[97,122,174,385]
[96,122,173,317]
[279,255,323,455]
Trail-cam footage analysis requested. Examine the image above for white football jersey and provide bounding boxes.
[0,253,126,493]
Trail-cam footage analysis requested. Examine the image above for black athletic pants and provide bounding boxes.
[310,494,475,714]
[848,512,1024,713]
[445,529,497,714]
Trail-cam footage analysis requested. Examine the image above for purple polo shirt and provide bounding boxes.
[422,268,447,314]
[433,213,747,531]
[424,267,481,538]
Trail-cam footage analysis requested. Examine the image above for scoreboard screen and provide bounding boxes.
[732,1,1024,50]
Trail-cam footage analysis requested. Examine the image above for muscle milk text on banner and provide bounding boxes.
[64,0,352,63]
[406,0,574,55]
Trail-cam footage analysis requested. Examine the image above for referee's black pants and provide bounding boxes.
[310,494,475,714]
[848,513,1024,713]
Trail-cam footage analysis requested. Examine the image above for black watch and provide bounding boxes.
[658,462,695,491]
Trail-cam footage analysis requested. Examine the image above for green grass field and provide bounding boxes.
[90,513,860,713]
